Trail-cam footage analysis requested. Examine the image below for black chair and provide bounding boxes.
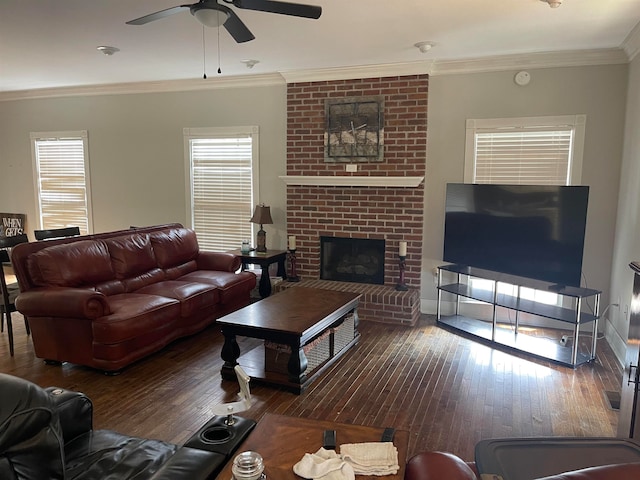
[0,373,228,479]
[34,226,81,240]
[0,234,30,356]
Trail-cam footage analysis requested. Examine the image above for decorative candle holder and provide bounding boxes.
[288,249,300,282]
[396,255,408,291]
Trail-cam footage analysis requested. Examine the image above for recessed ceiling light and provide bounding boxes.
[97,46,120,56]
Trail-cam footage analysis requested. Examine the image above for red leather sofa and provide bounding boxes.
[12,224,256,373]
[405,451,640,480]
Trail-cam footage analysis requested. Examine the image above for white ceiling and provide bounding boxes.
[1,0,639,94]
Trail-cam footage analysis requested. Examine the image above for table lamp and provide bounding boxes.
[250,204,273,252]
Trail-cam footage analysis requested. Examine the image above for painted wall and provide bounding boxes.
[608,54,640,363]
[0,84,288,247]
[0,62,633,362]
[422,64,628,343]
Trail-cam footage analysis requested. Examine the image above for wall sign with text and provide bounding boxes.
[1,213,26,237]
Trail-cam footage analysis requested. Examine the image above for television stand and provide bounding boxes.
[436,264,601,368]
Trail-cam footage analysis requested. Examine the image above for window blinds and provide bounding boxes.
[32,134,90,234]
[190,136,254,252]
[474,127,573,185]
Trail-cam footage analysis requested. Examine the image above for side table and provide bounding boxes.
[229,249,287,298]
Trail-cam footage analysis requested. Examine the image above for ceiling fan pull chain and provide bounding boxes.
[202,25,207,79]
[217,15,222,74]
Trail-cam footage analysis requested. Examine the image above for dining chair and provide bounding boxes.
[0,234,30,356]
[34,226,81,241]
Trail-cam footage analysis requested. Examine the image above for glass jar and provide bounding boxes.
[241,240,250,253]
[231,451,265,480]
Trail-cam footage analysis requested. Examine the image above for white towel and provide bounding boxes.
[339,442,399,476]
[293,447,355,480]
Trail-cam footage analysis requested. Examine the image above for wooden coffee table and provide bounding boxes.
[217,287,360,393]
[217,413,408,480]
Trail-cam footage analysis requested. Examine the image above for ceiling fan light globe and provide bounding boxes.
[193,8,229,27]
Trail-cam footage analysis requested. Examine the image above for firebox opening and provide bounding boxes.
[320,236,385,285]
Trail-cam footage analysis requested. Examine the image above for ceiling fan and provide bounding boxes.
[126,0,322,43]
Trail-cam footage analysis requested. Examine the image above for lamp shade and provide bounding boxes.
[250,205,273,225]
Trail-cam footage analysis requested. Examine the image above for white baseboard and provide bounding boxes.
[603,320,627,368]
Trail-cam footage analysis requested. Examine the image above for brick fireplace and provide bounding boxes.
[281,74,428,326]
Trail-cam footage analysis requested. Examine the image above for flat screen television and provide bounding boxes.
[443,183,589,288]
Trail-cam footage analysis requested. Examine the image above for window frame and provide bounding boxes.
[183,126,260,252]
[29,130,94,234]
[464,115,586,185]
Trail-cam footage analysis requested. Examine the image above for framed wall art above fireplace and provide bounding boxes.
[324,96,384,162]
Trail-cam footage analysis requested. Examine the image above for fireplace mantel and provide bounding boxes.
[279,175,424,187]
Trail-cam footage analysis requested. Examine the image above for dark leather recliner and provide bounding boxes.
[0,373,226,479]
[404,451,640,480]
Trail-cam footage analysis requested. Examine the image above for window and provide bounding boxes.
[183,127,259,252]
[464,115,586,185]
[463,115,586,304]
[30,131,93,234]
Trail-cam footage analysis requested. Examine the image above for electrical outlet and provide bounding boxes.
[560,335,569,346]
[346,164,357,172]
[431,267,439,286]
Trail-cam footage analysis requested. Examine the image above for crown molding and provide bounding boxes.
[279,61,433,83]
[0,47,633,101]
[279,175,424,187]
[430,48,629,75]
[622,21,640,62]
[0,73,285,102]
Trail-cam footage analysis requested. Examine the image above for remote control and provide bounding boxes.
[323,429,336,450]
[381,427,395,442]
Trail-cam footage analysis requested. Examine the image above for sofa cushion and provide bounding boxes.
[28,240,114,288]
[105,234,158,279]
[179,271,256,304]
[150,228,199,269]
[64,430,177,480]
[92,294,181,344]
[135,281,220,318]
[164,260,198,280]
[122,268,165,293]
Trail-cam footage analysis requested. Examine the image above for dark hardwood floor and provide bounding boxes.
[0,313,622,463]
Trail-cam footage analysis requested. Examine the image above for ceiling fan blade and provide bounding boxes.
[126,5,192,25]
[224,9,256,43]
[229,0,321,19]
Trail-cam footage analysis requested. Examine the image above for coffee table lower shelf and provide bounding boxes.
[223,334,360,394]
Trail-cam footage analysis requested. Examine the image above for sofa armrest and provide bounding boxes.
[405,452,478,480]
[45,387,93,444]
[535,462,640,480]
[196,251,242,272]
[15,288,111,318]
[149,447,226,480]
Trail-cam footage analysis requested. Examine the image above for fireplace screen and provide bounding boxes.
[320,236,385,285]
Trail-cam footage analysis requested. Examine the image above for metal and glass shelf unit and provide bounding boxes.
[436,264,601,368]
